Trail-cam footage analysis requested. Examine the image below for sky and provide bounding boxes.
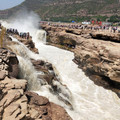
[0,0,25,10]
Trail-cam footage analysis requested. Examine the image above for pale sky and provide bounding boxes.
[0,0,25,10]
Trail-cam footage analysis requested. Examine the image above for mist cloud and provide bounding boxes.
[7,8,41,33]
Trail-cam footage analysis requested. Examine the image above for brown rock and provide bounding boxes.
[0,48,19,78]
[0,71,6,80]
[26,92,49,106]
[25,92,72,120]
[43,74,54,84]
[0,77,27,93]
[8,56,19,78]
[31,59,56,84]
[17,37,39,54]
[49,102,72,120]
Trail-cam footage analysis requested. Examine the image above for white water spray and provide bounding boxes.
[36,30,46,43]
[2,12,120,120]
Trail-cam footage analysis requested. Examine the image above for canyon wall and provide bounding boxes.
[42,24,120,95]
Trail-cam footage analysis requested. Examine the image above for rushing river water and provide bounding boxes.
[2,18,120,120]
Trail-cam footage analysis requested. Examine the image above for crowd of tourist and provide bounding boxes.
[6,28,30,40]
[0,22,31,40]
[40,21,120,33]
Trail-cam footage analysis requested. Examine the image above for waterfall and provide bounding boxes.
[9,37,46,90]
[9,36,73,110]
[35,29,46,44]
[3,19,120,120]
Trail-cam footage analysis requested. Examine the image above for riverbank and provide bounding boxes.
[41,24,120,96]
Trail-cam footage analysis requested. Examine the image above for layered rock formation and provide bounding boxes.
[0,47,72,120]
[0,77,27,120]
[90,31,120,43]
[0,76,72,120]
[41,24,120,95]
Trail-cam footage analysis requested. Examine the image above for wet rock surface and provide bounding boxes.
[42,25,77,49]
[31,59,56,85]
[42,24,120,95]
[31,59,73,108]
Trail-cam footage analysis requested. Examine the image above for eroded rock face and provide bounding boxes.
[0,48,19,79]
[74,38,120,83]
[90,31,120,42]
[42,24,120,94]
[0,77,27,120]
[42,25,77,49]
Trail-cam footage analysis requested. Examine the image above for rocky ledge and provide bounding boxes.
[41,24,120,96]
[90,31,120,43]
[0,48,72,120]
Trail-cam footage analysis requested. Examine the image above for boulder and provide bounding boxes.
[0,48,19,78]
[25,92,72,120]
[31,59,56,85]
[26,92,49,106]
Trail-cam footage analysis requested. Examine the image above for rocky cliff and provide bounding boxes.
[41,24,120,96]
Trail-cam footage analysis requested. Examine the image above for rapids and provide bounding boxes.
[2,19,120,120]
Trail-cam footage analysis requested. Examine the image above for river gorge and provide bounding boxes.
[0,13,120,120]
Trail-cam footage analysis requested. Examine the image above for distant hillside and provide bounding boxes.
[1,0,120,22]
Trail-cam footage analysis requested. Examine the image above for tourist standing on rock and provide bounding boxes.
[20,32,24,38]
[6,29,9,33]
[15,29,19,35]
